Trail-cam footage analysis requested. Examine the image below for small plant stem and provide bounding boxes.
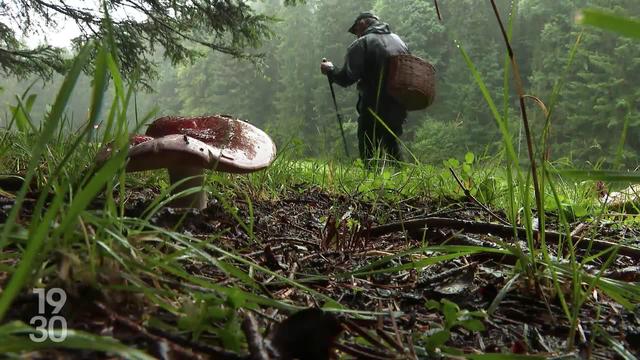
[489,0,544,245]
[449,167,510,226]
[241,312,270,360]
[433,0,442,21]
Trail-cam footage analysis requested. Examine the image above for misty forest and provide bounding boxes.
[1,0,640,359]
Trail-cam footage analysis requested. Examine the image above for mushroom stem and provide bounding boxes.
[167,166,208,210]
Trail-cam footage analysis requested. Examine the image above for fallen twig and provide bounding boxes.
[416,261,478,287]
[361,217,640,259]
[242,312,270,360]
[603,266,640,282]
[570,222,590,237]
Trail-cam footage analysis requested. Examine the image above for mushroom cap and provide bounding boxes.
[95,135,154,164]
[131,135,155,145]
[145,115,276,173]
[126,134,219,172]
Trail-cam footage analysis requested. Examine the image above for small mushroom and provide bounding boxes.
[600,183,640,210]
[97,115,277,210]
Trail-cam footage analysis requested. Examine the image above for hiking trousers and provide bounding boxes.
[357,104,405,165]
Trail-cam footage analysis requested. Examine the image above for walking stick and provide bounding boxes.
[327,76,350,158]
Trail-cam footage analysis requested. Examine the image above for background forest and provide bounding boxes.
[2,0,640,167]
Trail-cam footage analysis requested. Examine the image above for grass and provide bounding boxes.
[1,106,636,357]
[1,84,636,355]
[0,5,639,359]
[454,2,640,352]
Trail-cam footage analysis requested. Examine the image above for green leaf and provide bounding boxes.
[322,299,343,310]
[220,317,243,352]
[572,205,588,218]
[425,299,441,311]
[442,346,464,356]
[465,152,475,164]
[9,81,39,132]
[458,319,485,332]
[226,288,247,309]
[426,329,450,348]
[577,9,640,40]
[23,94,37,112]
[462,163,472,175]
[9,100,34,132]
[441,299,459,327]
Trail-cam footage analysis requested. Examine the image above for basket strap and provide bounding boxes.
[375,65,384,113]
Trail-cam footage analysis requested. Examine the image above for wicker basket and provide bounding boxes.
[386,54,436,111]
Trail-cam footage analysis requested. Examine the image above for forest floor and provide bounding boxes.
[1,183,639,359]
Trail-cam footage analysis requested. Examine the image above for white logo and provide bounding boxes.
[29,288,68,343]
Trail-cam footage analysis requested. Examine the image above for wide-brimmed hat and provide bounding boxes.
[348,11,379,34]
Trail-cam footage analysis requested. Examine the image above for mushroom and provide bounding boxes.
[98,115,277,210]
[599,183,640,210]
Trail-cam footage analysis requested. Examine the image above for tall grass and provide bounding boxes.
[452,2,640,351]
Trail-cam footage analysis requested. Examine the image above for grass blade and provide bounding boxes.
[577,9,640,39]
[557,169,640,182]
[0,322,154,359]
[0,43,94,249]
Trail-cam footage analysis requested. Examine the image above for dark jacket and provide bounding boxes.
[328,21,409,119]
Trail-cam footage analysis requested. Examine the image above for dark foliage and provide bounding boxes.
[0,0,304,81]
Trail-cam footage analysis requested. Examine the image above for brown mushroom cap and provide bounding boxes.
[145,115,276,173]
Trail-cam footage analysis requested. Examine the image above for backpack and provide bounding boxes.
[386,54,436,111]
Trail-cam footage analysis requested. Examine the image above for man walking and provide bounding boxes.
[321,11,409,166]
